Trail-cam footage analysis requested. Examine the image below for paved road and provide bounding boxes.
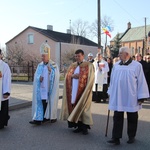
[1,100,150,150]
[1,82,150,150]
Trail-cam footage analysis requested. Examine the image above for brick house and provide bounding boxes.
[110,22,150,56]
[6,25,98,70]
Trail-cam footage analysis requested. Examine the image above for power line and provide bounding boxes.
[113,0,141,25]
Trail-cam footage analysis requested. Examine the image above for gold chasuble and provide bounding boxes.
[60,61,94,126]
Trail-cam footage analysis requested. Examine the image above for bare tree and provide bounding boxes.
[91,15,114,38]
[62,49,76,66]
[71,19,90,38]
[101,15,114,29]
[61,38,78,69]
[5,42,41,76]
[61,35,82,76]
[61,48,76,76]
[6,44,24,65]
[90,15,114,55]
[6,42,41,66]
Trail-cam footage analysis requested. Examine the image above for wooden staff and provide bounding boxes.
[105,109,110,137]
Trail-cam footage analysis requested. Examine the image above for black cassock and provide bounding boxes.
[0,99,10,129]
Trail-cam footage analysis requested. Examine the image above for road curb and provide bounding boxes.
[9,96,63,111]
[9,101,32,111]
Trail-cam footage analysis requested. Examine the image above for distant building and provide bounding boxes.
[6,25,98,69]
[110,22,150,56]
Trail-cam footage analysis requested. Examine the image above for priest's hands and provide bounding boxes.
[72,74,79,79]
[138,98,145,105]
[99,67,102,71]
[3,95,9,99]
[47,66,51,72]
[40,76,44,82]
[138,101,142,105]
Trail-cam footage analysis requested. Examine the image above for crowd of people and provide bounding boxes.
[0,45,149,147]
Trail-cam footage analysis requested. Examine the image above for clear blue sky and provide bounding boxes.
[0,0,150,48]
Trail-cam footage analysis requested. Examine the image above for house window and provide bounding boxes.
[28,34,34,44]
[132,47,134,55]
[138,46,140,53]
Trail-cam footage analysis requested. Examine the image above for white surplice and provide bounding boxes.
[71,66,79,104]
[0,60,11,110]
[93,60,109,91]
[108,60,149,112]
[45,62,60,119]
[40,65,49,100]
[0,60,11,101]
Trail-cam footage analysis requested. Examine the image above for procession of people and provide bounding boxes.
[0,44,150,147]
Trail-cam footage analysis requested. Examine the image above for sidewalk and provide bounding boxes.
[9,81,64,110]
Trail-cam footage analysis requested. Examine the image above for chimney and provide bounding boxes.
[47,25,53,31]
[127,22,131,29]
[66,29,71,34]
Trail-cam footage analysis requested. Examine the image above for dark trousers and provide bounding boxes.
[0,100,9,127]
[92,84,108,102]
[112,111,138,139]
[42,100,47,117]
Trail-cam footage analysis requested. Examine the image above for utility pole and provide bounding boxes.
[98,0,101,53]
[69,19,71,33]
[144,17,147,55]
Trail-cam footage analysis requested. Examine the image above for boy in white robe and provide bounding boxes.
[92,53,109,103]
[107,47,149,145]
[0,49,11,129]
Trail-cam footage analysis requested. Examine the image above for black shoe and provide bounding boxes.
[103,99,107,103]
[50,119,57,123]
[127,137,135,144]
[0,126,4,129]
[42,118,50,123]
[73,128,82,133]
[95,100,101,103]
[8,115,10,120]
[82,128,88,135]
[29,120,42,125]
[107,138,120,145]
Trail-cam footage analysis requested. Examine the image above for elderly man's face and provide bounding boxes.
[119,52,128,61]
[41,54,49,62]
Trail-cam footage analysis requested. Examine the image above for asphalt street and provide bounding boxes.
[1,100,150,150]
[0,82,150,150]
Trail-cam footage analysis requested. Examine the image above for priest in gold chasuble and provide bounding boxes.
[60,49,94,135]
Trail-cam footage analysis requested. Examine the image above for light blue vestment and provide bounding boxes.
[32,63,55,121]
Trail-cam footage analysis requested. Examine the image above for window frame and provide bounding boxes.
[27,33,34,44]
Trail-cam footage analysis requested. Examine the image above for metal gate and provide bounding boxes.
[10,62,34,82]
